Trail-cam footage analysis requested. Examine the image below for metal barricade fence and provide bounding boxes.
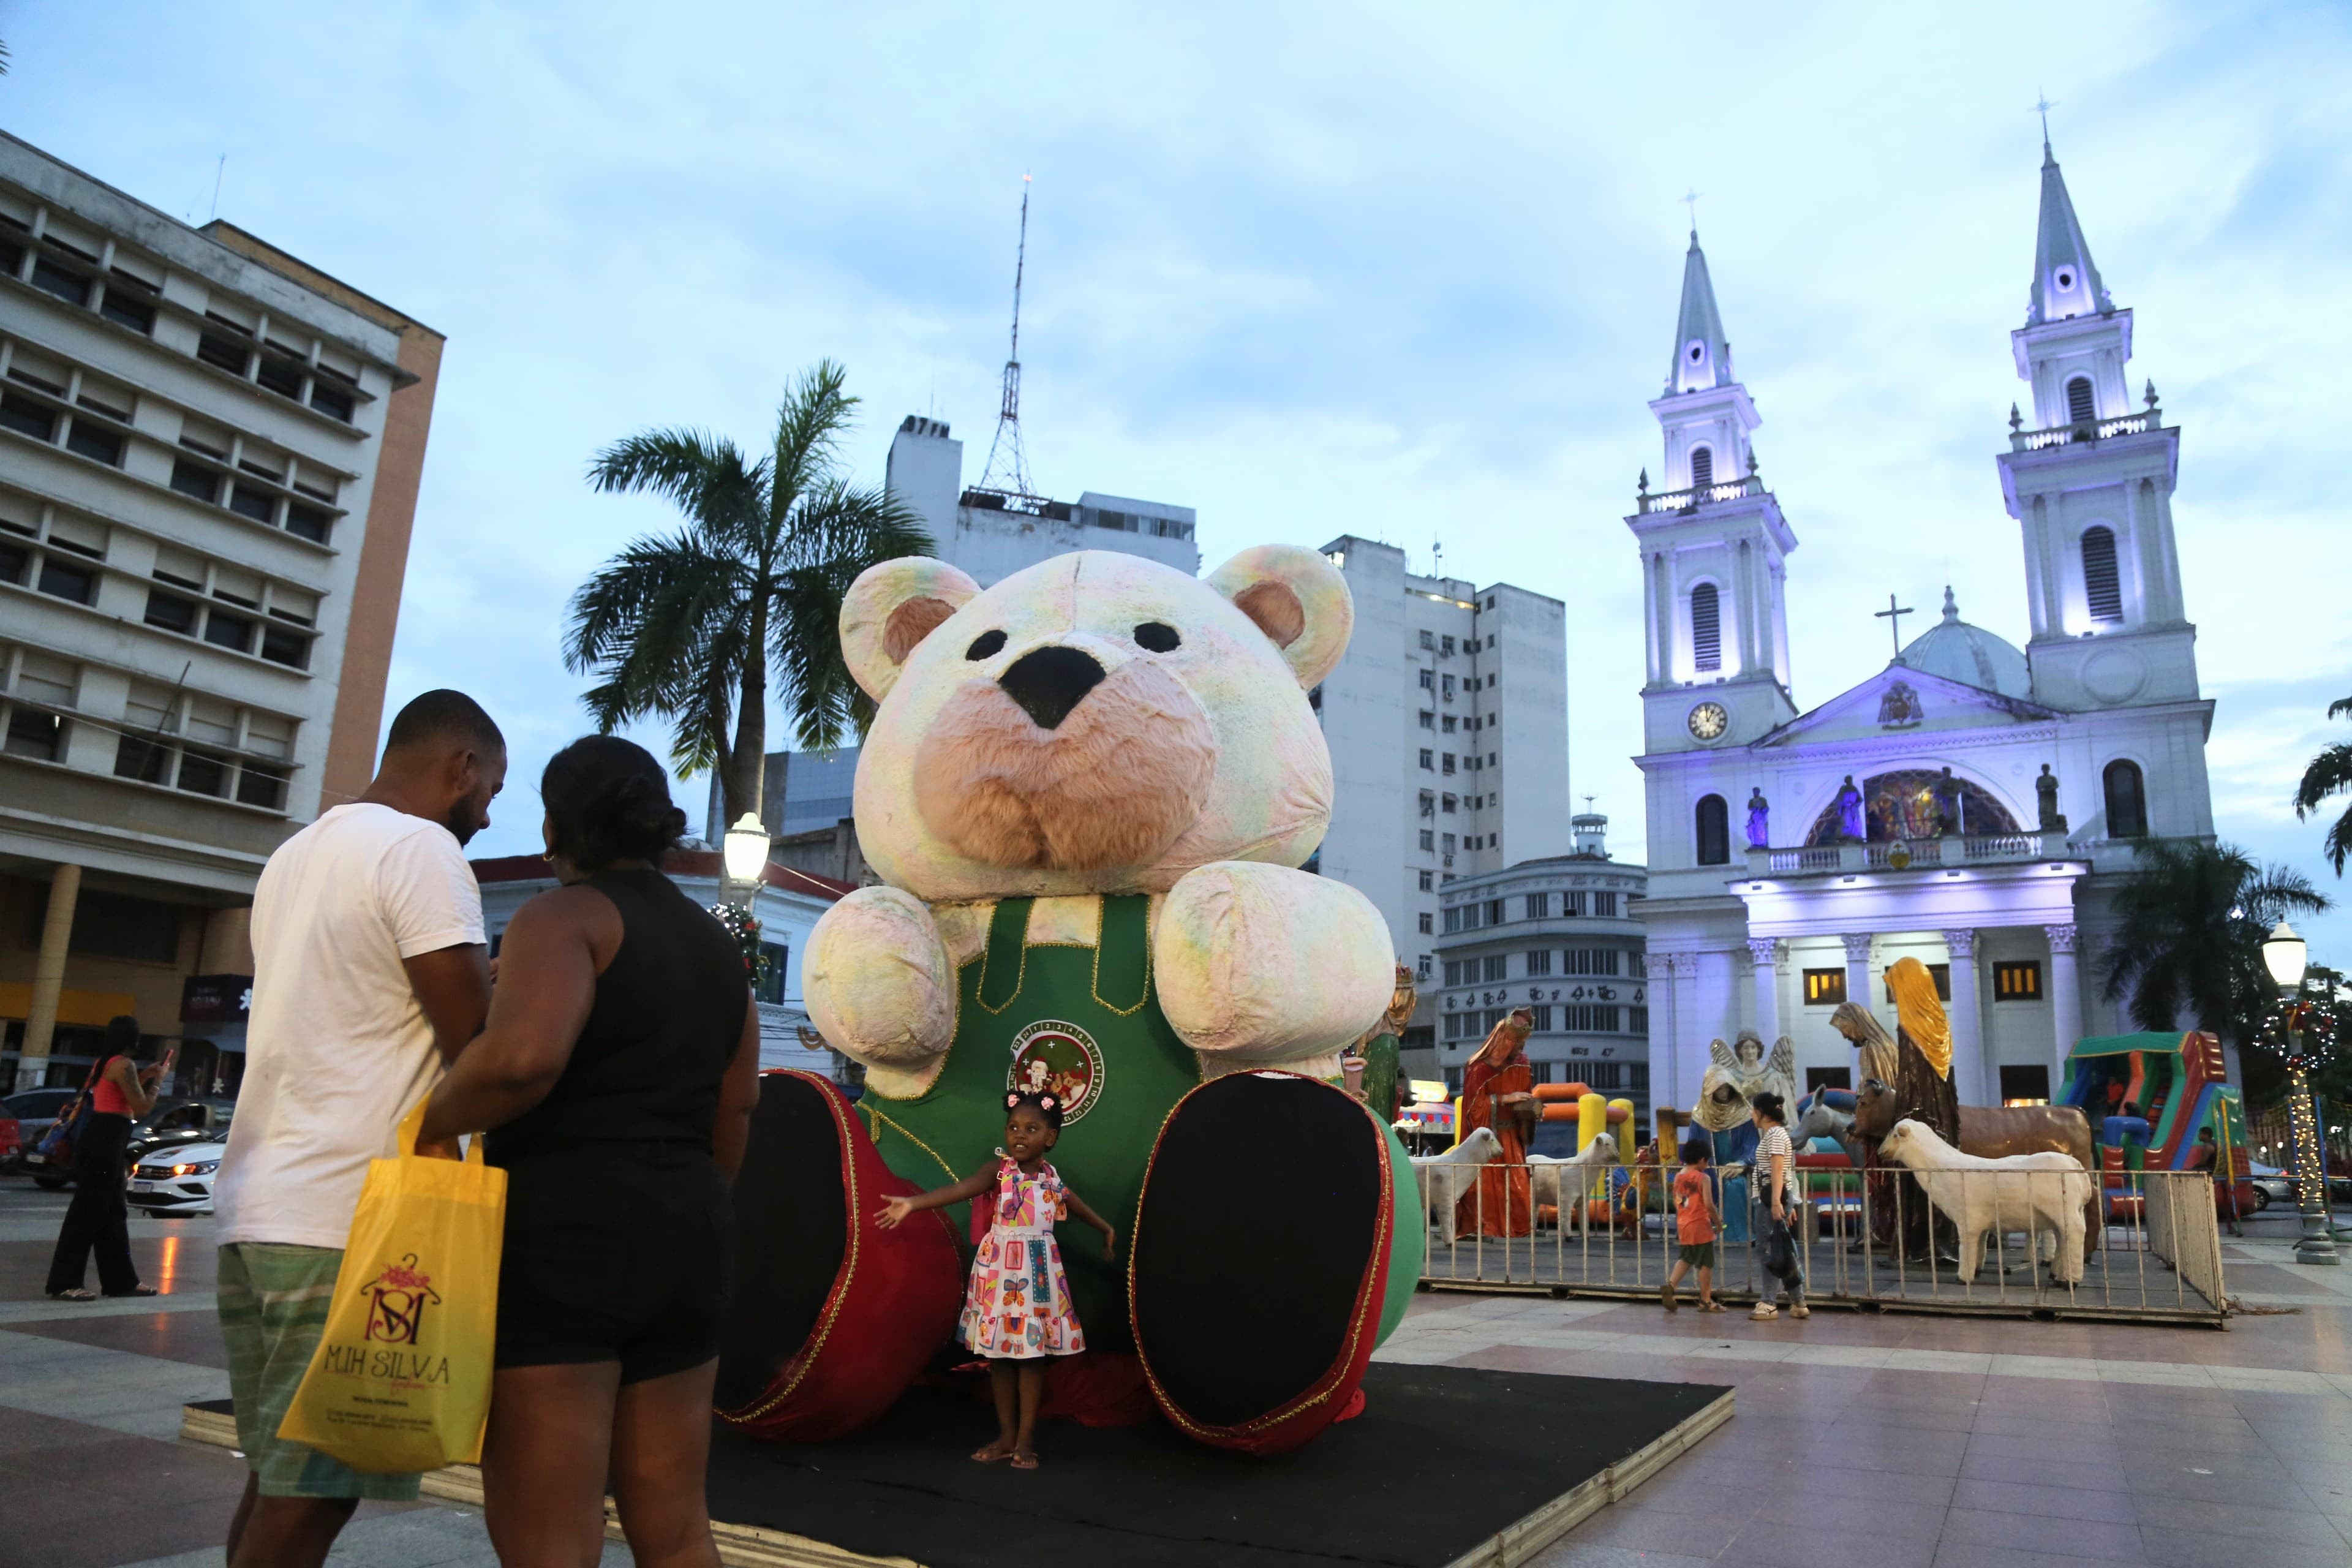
[1412,1158,2227,1324]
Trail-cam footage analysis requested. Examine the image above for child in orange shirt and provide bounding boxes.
[1664,1138,1723,1313]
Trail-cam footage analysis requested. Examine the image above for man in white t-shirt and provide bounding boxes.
[213,690,505,1568]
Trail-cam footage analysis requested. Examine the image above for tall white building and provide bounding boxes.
[1632,139,2215,1118]
[0,134,443,1093]
[1311,536,1571,1020]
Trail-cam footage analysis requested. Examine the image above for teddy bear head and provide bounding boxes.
[839,547,1351,903]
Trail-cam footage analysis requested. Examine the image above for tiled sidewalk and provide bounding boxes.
[1382,1232,2352,1568]
[0,1186,628,1568]
[5,1180,2348,1566]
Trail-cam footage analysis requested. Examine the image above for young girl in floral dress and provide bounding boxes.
[876,1091,1115,1469]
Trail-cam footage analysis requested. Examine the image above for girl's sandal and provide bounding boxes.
[1009,1450,1039,1471]
[105,1287,159,1298]
[1698,1301,1726,1313]
[970,1442,1013,1463]
[47,1289,97,1302]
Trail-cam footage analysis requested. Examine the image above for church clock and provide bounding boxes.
[1686,701,1730,742]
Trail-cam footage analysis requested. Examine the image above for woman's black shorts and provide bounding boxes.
[492,1144,733,1385]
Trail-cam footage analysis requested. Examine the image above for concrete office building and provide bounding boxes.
[1430,813,1651,1121]
[1308,537,1572,1028]
[737,413,1201,845]
[0,134,442,1093]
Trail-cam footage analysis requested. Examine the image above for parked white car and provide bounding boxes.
[127,1139,224,1217]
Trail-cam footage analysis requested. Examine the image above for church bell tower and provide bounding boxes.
[1996,130,2197,711]
[1627,229,1800,756]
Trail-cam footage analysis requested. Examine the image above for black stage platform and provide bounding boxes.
[184,1364,1732,1568]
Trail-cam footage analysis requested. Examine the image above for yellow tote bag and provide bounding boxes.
[277,1102,506,1473]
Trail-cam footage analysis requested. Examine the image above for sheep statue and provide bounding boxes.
[1527,1132,1622,1229]
[1411,1125,1502,1246]
[1879,1118,2093,1286]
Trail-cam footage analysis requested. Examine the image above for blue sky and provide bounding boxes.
[10,2,2352,959]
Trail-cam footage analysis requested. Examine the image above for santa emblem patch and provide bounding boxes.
[1007,1020,1104,1124]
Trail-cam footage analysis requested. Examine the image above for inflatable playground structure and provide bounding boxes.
[2059,1030,2253,1221]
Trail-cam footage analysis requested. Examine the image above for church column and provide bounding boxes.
[2046,924,2084,1088]
[1672,952,1701,1116]
[1841,933,1875,1025]
[21,863,82,1085]
[1943,929,1986,1106]
[1747,937,1781,1044]
[1644,554,1662,683]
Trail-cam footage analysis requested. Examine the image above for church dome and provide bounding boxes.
[1898,587,2030,698]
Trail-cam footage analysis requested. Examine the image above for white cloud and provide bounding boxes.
[10,0,2349,951]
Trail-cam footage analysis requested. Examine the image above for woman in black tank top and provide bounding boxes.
[424,736,757,1568]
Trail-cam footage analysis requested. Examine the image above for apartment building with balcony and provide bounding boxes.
[1429,812,1649,1121]
[0,132,443,1092]
[1308,537,1572,1040]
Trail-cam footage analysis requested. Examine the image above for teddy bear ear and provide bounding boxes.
[1204,545,1352,690]
[839,557,982,703]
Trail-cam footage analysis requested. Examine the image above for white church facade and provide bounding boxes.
[1631,137,2215,1121]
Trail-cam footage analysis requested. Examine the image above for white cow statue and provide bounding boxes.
[1527,1133,1621,1227]
[1409,1126,1502,1246]
[1879,1118,2093,1286]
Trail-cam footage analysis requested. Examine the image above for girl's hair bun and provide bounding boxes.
[1005,1090,1065,1130]
[541,736,688,870]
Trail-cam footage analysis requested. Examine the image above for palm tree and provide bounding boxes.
[564,361,933,827]
[2293,695,2352,875]
[2100,839,2330,1050]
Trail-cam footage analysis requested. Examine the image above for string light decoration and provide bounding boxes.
[709,902,764,978]
[2277,995,2342,1266]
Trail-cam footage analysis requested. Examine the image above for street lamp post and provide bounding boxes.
[2264,922,2339,1267]
[716,812,772,979]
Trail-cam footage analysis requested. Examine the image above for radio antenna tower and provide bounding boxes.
[974,175,1038,501]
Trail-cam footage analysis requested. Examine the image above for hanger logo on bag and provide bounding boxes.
[363,1253,443,1346]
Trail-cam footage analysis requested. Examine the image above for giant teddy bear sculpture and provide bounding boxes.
[714,547,1417,1455]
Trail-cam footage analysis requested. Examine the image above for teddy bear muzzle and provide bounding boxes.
[911,652,1219,872]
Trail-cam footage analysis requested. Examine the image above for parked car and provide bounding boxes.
[2247,1162,2289,1213]
[7,1087,83,1187]
[127,1138,224,1218]
[126,1099,236,1163]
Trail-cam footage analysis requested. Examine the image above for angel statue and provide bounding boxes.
[1692,1032,1797,1242]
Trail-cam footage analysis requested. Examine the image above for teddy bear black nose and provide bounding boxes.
[998,645,1106,730]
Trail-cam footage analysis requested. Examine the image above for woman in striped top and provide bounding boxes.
[1748,1092,1807,1321]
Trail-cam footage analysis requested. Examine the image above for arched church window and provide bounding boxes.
[1690,582,1722,673]
[1689,445,1714,493]
[1695,794,1730,865]
[2066,376,2095,424]
[2081,526,2123,623]
[2102,760,2147,838]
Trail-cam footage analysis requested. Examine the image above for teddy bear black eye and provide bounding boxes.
[966,630,1008,660]
[1133,622,1180,653]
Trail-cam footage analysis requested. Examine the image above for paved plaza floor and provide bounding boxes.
[2,1174,2346,1567]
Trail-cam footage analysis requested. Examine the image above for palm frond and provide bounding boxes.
[767,360,858,524]
[560,530,743,673]
[587,429,766,539]
[2293,742,2352,818]
[776,480,936,573]
[2328,695,2352,722]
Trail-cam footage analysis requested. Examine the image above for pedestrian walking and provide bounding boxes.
[421,735,760,1568]
[44,1016,170,1300]
[1749,1091,1808,1320]
[1661,1137,1723,1313]
[211,690,504,1568]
